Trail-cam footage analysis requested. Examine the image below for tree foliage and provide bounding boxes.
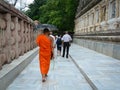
[25,0,79,31]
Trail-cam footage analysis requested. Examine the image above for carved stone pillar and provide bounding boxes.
[119,0,120,17]
[20,20,24,55]
[24,22,28,53]
[99,4,102,23]
[106,0,109,21]
[115,0,120,28]
[28,24,31,51]
[104,0,109,30]
[93,8,96,24]
[96,5,101,31]
[87,14,89,33]
[5,13,11,63]
[13,17,19,59]
[88,14,91,32]
[117,0,120,28]
[30,25,32,49]
[18,20,22,56]
[11,17,16,60]
[23,21,25,53]
[26,23,29,51]
[116,0,119,18]
[0,13,7,69]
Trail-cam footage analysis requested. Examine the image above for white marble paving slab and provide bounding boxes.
[7,54,92,90]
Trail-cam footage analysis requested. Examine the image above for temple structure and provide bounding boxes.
[74,0,120,59]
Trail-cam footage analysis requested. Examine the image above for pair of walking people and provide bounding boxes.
[36,28,72,82]
[56,31,72,58]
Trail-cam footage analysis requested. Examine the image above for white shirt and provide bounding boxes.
[62,34,72,42]
[50,34,56,46]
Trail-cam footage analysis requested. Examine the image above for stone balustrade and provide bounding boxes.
[0,1,37,69]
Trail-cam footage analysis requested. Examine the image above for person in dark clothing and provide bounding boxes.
[62,31,72,58]
[56,35,62,55]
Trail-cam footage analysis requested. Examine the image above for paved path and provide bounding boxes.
[7,54,92,90]
[7,44,120,90]
[70,44,120,90]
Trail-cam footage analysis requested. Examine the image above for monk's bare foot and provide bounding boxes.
[42,79,46,82]
[42,77,46,82]
[42,74,47,82]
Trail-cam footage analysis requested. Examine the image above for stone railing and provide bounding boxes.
[0,1,37,69]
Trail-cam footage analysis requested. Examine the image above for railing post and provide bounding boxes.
[5,13,11,63]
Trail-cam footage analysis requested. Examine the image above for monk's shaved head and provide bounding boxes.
[43,28,50,33]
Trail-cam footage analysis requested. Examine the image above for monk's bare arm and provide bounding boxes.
[49,36,54,48]
[49,36,55,59]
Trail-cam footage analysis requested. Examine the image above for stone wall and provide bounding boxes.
[74,38,120,60]
[74,0,120,60]
[0,1,38,69]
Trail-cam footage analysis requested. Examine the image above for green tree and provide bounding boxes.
[25,0,47,20]
[25,0,79,32]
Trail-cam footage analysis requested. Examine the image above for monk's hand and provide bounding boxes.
[51,51,55,60]
[54,45,56,48]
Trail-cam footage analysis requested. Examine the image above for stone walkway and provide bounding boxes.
[7,54,92,90]
[6,44,120,90]
[70,44,120,90]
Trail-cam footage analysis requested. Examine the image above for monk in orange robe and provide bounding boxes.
[36,28,53,82]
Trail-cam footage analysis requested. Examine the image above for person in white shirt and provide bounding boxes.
[50,31,56,59]
[62,31,72,58]
[50,31,56,48]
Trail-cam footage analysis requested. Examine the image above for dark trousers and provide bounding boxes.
[62,42,70,57]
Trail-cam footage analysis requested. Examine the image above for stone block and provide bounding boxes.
[74,38,120,60]
[113,44,120,60]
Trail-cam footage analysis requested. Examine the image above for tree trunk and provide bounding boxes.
[13,0,18,6]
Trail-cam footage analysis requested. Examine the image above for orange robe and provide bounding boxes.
[36,34,52,74]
